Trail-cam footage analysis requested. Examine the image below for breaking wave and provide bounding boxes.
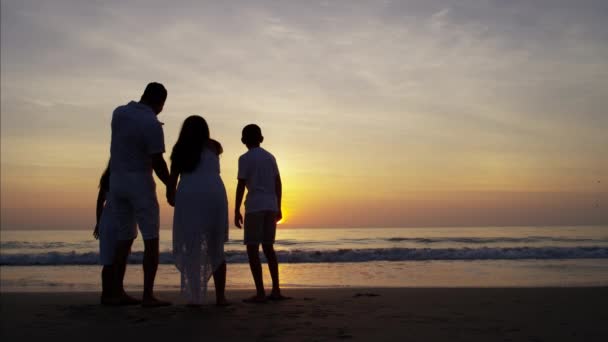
[2,246,607,265]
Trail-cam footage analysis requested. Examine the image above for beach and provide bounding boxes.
[2,227,607,340]
[2,287,607,341]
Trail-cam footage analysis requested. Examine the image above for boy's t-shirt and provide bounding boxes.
[238,147,279,214]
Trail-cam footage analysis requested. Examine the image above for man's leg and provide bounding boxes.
[213,261,228,305]
[141,238,170,306]
[246,244,266,301]
[111,239,140,304]
[113,239,133,295]
[101,265,114,299]
[109,185,141,305]
[262,244,281,297]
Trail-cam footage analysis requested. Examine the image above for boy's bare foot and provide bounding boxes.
[141,296,171,308]
[242,295,267,303]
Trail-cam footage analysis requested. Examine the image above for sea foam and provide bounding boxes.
[2,246,607,266]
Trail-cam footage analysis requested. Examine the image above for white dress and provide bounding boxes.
[173,148,229,304]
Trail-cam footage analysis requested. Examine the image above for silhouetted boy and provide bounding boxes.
[235,124,289,302]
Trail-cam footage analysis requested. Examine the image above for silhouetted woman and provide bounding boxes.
[168,115,229,306]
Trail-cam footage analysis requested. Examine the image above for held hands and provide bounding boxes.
[166,187,176,207]
[234,211,243,229]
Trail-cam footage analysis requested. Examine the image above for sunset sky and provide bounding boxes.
[1,0,607,229]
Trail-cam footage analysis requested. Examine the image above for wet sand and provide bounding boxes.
[1,288,607,341]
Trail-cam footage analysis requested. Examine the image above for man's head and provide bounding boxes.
[241,124,264,147]
[140,82,167,115]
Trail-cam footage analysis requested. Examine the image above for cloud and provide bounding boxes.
[1,0,607,227]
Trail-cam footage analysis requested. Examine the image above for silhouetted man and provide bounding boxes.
[108,82,171,307]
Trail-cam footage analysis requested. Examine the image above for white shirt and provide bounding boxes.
[110,101,165,174]
[238,147,280,213]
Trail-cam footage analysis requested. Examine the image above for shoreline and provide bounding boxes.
[3,283,608,293]
[2,287,607,341]
[4,260,608,291]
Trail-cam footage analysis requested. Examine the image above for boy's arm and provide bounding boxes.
[94,188,106,239]
[275,174,282,222]
[234,179,247,229]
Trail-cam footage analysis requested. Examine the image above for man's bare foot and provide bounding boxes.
[141,296,171,308]
[119,293,142,305]
[216,298,231,307]
[100,293,141,306]
[267,292,292,301]
[100,295,119,306]
[242,294,267,303]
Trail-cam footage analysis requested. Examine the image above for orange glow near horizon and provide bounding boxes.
[1,156,607,229]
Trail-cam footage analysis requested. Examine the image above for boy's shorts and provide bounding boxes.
[244,211,277,245]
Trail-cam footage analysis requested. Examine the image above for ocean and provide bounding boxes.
[1,226,608,292]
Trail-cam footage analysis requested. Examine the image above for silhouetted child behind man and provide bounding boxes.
[235,124,289,303]
[93,163,134,305]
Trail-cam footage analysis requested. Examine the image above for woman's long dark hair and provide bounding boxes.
[171,115,222,173]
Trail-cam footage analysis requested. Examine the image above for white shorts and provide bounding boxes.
[98,199,135,265]
[109,172,160,241]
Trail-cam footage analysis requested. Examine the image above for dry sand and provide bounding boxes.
[1,288,607,341]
